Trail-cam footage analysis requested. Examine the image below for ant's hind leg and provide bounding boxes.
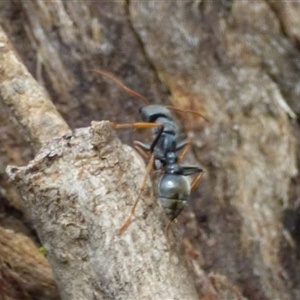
[176,140,192,163]
[119,154,155,234]
[190,172,204,193]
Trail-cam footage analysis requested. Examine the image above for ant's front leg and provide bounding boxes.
[110,121,161,130]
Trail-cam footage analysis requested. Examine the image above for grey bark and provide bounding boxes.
[6,121,199,300]
[0,28,69,151]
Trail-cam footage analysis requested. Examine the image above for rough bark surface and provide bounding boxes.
[0,27,69,151]
[7,121,199,300]
[1,1,300,300]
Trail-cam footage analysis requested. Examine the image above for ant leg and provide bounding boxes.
[110,121,161,130]
[190,172,204,193]
[111,121,164,156]
[149,124,164,152]
[133,140,151,160]
[119,154,155,234]
[176,140,192,163]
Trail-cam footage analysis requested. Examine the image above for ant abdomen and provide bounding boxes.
[158,174,190,220]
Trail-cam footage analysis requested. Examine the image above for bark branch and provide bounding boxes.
[6,121,199,300]
[0,26,69,152]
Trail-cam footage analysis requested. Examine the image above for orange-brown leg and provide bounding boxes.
[190,172,204,193]
[91,69,150,105]
[119,154,155,234]
[177,140,192,163]
[110,121,162,130]
[133,140,151,160]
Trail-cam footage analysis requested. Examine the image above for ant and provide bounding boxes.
[93,70,206,235]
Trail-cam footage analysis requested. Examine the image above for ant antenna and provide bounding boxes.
[92,69,208,122]
[91,69,150,105]
[165,106,209,122]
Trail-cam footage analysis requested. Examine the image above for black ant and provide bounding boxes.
[93,70,206,235]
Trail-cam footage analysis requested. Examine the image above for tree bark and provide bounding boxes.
[0,227,58,300]
[0,28,69,151]
[1,1,300,300]
[6,121,200,300]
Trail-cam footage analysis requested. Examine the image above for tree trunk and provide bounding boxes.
[1,1,300,300]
